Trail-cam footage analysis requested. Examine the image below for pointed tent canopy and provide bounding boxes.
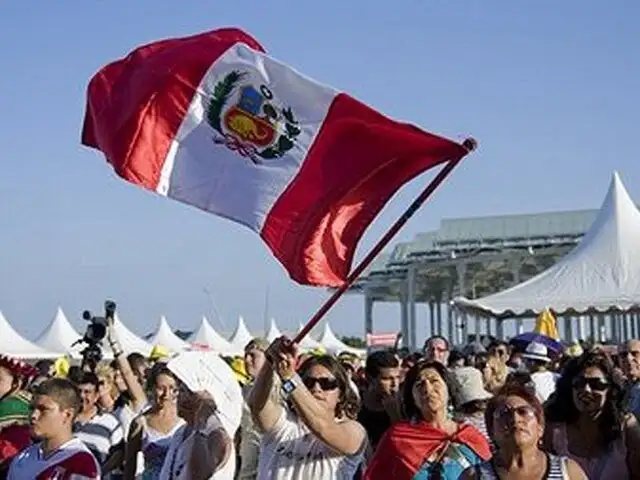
[188,317,236,355]
[149,316,188,353]
[316,322,365,356]
[111,314,153,356]
[0,311,60,359]
[34,307,83,358]
[265,318,282,342]
[228,316,254,353]
[454,172,640,317]
[296,322,322,351]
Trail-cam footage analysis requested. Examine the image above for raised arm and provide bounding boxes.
[271,337,366,456]
[247,343,283,433]
[188,395,232,480]
[107,320,147,411]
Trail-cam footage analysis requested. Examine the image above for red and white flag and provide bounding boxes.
[82,28,471,287]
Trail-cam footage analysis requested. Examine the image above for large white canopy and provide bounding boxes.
[228,316,254,354]
[0,311,60,359]
[454,172,640,318]
[110,314,153,356]
[315,322,365,356]
[34,307,83,358]
[296,322,322,351]
[264,318,282,342]
[148,316,189,353]
[188,317,236,355]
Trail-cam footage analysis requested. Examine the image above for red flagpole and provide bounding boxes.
[294,138,477,344]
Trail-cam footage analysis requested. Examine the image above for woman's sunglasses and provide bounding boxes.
[303,376,339,391]
[572,376,609,392]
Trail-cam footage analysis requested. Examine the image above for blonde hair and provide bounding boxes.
[95,363,118,399]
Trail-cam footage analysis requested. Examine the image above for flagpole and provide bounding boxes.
[293,139,476,344]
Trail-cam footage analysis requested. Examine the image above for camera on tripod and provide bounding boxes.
[73,300,117,369]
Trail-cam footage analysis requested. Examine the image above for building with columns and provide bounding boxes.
[349,209,601,350]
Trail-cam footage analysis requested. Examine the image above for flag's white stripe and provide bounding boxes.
[158,42,338,231]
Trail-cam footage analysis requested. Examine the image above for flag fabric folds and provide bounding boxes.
[82,27,472,287]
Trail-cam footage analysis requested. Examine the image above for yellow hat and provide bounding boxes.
[230,357,250,385]
[150,344,171,361]
[54,356,70,378]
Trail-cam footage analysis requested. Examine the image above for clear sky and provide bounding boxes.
[1,1,638,342]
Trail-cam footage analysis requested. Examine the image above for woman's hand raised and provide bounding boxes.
[266,336,298,381]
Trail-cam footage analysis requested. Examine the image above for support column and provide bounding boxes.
[407,266,417,351]
[475,316,481,342]
[589,314,597,343]
[508,257,524,335]
[455,263,468,346]
[429,301,436,338]
[400,292,409,348]
[364,288,374,337]
[436,294,443,337]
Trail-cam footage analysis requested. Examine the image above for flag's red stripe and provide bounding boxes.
[260,93,469,287]
[81,28,264,190]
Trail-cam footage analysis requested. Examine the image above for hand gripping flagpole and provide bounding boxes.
[293,138,477,345]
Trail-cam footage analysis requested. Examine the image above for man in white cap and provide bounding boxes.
[522,342,558,402]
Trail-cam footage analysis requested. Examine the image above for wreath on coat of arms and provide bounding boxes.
[206,70,301,164]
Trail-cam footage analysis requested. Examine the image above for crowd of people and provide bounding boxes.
[1,321,640,479]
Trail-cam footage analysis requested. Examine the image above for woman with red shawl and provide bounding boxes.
[364,360,490,479]
[0,354,38,475]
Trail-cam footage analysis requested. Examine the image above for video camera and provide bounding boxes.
[73,300,116,370]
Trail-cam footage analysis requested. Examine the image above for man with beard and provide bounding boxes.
[357,350,401,451]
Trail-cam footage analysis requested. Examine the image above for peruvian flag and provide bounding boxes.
[82,28,471,287]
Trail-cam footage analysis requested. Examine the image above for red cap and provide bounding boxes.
[0,354,39,380]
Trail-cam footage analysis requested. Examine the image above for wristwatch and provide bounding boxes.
[281,374,302,396]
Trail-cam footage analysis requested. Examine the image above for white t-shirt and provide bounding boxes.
[256,409,365,480]
[158,424,236,480]
[8,437,100,480]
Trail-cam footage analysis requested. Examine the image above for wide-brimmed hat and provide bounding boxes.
[522,341,552,363]
[451,366,493,406]
[0,354,38,380]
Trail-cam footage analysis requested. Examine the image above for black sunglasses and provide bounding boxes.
[494,405,537,421]
[572,377,609,392]
[303,376,339,391]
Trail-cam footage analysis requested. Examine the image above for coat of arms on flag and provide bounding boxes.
[207,71,301,164]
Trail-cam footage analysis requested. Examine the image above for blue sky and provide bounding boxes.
[0,1,638,341]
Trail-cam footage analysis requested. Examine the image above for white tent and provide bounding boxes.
[0,311,60,359]
[296,323,323,352]
[148,316,189,353]
[110,314,153,356]
[228,316,254,354]
[316,322,366,356]
[34,307,83,358]
[454,172,640,317]
[188,317,236,355]
[264,318,282,343]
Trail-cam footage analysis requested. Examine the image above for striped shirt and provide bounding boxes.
[74,411,123,465]
[476,453,568,479]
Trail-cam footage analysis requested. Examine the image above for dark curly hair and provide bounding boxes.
[296,355,360,420]
[545,351,625,448]
[145,363,177,398]
[401,360,455,420]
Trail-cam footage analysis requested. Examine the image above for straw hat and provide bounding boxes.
[522,342,552,363]
[451,366,493,407]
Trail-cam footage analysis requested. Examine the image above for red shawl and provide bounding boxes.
[363,421,491,480]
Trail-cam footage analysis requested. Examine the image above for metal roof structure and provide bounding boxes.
[350,208,602,302]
